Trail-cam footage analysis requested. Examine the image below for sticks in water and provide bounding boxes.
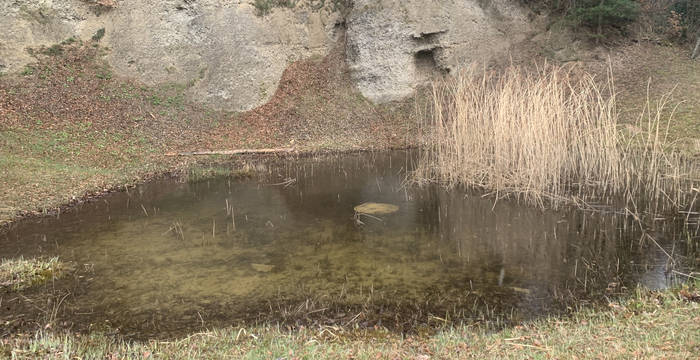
[225,199,236,231]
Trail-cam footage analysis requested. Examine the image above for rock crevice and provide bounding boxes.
[345,0,531,103]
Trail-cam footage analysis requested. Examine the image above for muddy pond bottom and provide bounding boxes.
[0,151,686,338]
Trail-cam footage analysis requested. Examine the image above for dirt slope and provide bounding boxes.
[0,41,419,225]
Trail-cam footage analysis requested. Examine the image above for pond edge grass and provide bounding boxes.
[4,280,699,359]
[0,257,66,292]
[0,146,419,233]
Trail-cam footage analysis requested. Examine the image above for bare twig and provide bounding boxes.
[166,148,295,156]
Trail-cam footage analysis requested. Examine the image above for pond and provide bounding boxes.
[0,151,691,339]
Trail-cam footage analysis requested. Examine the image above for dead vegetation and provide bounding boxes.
[414,64,699,212]
[5,281,699,359]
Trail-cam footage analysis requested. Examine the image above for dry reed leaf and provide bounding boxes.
[414,63,698,213]
[353,202,399,215]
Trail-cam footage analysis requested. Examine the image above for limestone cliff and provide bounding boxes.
[0,0,531,110]
[346,0,531,103]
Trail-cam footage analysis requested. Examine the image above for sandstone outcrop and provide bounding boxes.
[0,0,531,110]
[346,0,531,103]
[1,0,343,111]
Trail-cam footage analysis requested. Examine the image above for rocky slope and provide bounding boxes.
[0,0,531,111]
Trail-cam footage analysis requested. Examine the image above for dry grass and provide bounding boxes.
[604,43,700,156]
[5,281,699,359]
[415,64,698,212]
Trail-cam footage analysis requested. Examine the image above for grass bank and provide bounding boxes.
[1,41,697,225]
[606,43,700,156]
[0,257,66,292]
[4,281,699,359]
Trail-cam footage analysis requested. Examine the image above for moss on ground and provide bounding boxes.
[185,164,257,183]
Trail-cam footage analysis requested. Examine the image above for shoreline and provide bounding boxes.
[1,37,698,358]
[0,145,420,231]
[4,281,698,359]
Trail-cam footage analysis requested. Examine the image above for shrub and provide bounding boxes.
[253,0,296,16]
[670,0,700,38]
[570,0,640,30]
[92,28,106,42]
[636,0,700,41]
[42,44,64,56]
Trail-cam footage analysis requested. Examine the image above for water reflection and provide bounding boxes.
[0,151,685,338]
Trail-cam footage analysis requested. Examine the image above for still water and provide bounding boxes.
[0,151,687,338]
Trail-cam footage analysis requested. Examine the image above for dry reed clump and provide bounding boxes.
[414,64,698,212]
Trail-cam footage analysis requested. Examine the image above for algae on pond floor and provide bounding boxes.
[0,151,694,339]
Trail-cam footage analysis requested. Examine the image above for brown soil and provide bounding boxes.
[231,40,415,150]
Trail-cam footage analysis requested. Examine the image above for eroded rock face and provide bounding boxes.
[0,0,530,110]
[1,1,85,74]
[0,0,343,111]
[345,0,531,103]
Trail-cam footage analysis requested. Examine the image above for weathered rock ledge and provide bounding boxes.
[0,0,531,110]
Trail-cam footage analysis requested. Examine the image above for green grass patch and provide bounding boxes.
[4,282,699,359]
[0,257,66,291]
[20,66,35,76]
[0,130,160,223]
[92,28,106,42]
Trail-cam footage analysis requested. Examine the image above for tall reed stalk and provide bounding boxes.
[415,64,698,213]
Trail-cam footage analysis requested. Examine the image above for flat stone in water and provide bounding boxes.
[353,202,399,215]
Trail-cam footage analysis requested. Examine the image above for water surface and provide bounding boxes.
[0,151,687,338]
